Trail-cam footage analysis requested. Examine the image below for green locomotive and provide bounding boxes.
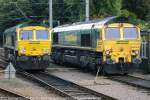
[51,16,141,74]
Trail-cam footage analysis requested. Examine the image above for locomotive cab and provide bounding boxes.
[3,25,52,70]
[17,26,51,56]
[97,23,141,74]
[101,23,141,64]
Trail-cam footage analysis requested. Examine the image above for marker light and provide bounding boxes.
[105,50,111,55]
[20,48,26,54]
[135,50,139,55]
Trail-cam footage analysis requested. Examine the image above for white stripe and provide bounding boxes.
[53,16,117,32]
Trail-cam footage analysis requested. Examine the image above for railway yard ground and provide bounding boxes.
[46,63,150,100]
[129,72,150,81]
[0,70,64,100]
[0,51,150,100]
[0,0,149,99]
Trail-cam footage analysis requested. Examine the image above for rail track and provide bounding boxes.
[109,75,150,90]
[52,62,150,91]
[0,55,8,69]
[18,71,117,100]
[0,87,29,100]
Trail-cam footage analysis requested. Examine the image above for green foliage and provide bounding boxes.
[122,0,150,21]
[0,0,32,33]
[146,14,150,23]
[122,0,150,30]
[61,0,85,23]
[29,0,48,16]
[121,9,137,19]
[138,20,150,30]
[0,0,149,33]
[90,0,122,19]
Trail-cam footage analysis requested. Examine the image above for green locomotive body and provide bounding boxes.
[51,16,141,74]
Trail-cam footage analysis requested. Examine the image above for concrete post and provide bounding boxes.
[49,0,53,28]
[85,0,89,21]
[148,30,150,72]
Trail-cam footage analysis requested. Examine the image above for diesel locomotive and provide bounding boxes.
[51,16,141,74]
[3,23,52,70]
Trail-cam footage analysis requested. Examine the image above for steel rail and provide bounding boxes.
[0,87,30,100]
[0,55,8,69]
[18,71,117,100]
[109,75,150,90]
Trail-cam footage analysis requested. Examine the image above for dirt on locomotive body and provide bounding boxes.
[51,16,141,74]
[3,23,52,70]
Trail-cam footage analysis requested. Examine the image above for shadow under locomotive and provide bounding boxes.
[16,56,50,71]
[51,48,141,75]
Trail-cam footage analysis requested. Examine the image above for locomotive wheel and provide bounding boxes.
[79,61,88,72]
[12,55,16,66]
[80,61,86,69]
[55,59,60,64]
[101,69,106,76]
[53,60,57,64]
[4,50,10,60]
[79,56,88,69]
[123,73,128,75]
[101,65,107,76]
[4,51,7,59]
[94,65,103,75]
[59,60,64,65]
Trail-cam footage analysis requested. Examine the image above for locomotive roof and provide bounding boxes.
[141,29,150,35]
[3,22,48,35]
[53,16,136,32]
[4,23,27,34]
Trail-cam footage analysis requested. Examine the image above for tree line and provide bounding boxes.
[0,0,149,34]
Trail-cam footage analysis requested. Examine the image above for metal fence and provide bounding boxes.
[141,41,148,59]
[140,30,150,72]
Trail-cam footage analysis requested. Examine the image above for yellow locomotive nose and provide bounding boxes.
[18,41,51,56]
[105,49,130,64]
[104,40,141,64]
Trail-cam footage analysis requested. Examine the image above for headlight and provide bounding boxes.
[20,48,26,54]
[105,50,111,55]
[135,50,139,54]
[43,48,50,54]
[132,50,139,55]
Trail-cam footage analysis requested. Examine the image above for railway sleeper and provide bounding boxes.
[64,90,86,93]
[69,93,92,96]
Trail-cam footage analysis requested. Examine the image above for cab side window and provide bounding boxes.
[53,32,59,44]
[99,30,102,40]
[81,30,91,47]
[11,35,15,46]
